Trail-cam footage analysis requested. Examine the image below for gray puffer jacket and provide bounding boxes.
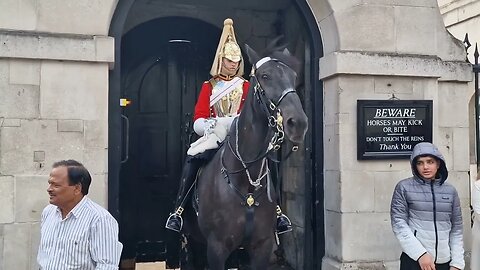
[390,142,464,269]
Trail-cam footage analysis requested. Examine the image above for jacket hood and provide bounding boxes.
[410,142,448,184]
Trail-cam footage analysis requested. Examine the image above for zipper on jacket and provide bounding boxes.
[430,181,439,263]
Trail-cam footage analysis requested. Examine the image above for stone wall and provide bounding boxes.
[0,1,115,268]
[0,0,475,269]
[312,0,473,269]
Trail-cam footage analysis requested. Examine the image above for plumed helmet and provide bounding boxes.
[210,18,244,77]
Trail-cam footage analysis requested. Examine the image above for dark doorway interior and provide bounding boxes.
[118,17,219,263]
[109,1,325,269]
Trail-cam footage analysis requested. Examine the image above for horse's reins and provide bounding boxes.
[220,56,300,245]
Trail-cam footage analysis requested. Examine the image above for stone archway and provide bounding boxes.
[108,0,327,269]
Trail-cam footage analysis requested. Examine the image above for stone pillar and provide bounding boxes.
[0,1,117,269]
[312,0,473,269]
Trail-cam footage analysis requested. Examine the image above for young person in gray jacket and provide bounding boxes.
[390,142,464,270]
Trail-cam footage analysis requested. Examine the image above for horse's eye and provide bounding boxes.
[261,74,269,80]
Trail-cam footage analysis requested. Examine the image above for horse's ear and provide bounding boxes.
[283,48,291,56]
[244,44,260,65]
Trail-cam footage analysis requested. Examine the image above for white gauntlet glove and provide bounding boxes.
[193,116,236,136]
[193,118,214,136]
[188,118,228,156]
[215,116,236,131]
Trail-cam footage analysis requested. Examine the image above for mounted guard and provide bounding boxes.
[165,18,292,235]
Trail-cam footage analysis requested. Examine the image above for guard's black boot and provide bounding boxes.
[165,156,200,232]
[275,205,293,234]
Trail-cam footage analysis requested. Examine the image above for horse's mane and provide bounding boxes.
[259,38,300,74]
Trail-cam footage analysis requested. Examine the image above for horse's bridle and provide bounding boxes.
[221,57,300,189]
[251,57,298,152]
[217,57,301,243]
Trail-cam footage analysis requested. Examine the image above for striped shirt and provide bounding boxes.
[37,196,123,270]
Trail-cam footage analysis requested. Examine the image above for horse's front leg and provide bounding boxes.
[248,235,274,270]
[206,235,231,270]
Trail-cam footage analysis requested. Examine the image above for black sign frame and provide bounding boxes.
[357,100,433,160]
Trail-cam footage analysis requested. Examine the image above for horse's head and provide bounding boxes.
[244,42,308,144]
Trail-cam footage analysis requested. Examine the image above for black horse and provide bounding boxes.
[182,40,308,270]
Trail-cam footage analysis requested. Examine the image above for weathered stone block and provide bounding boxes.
[319,15,340,55]
[0,84,39,118]
[33,151,45,162]
[374,171,411,212]
[0,119,83,175]
[438,82,470,128]
[329,0,362,12]
[4,223,31,270]
[0,60,9,84]
[9,59,40,85]
[324,210,342,259]
[447,171,470,201]
[1,119,20,127]
[307,0,333,22]
[324,170,341,212]
[340,170,375,213]
[337,117,354,136]
[95,36,115,63]
[337,5,395,52]
[0,176,14,224]
[323,77,339,126]
[413,78,437,99]
[393,0,436,7]
[57,119,83,133]
[338,75,375,114]
[395,6,436,55]
[321,257,341,270]
[341,212,401,261]
[88,173,108,208]
[0,225,3,270]
[452,127,470,171]
[30,223,41,270]
[84,120,107,148]
[435,127,454,169]
[36,0,116,35]
[40,61,108,120]
[0,0,37,31]
[15,176,49,222]
[384,260,401,270]
[437,21,470,62]
[320,52,459,80]
[324,124,340,171]
[83,148,107,175]
[323,258,401,270]
[374,77,413,94]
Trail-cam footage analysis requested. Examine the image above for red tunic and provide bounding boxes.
[193,79,249,121]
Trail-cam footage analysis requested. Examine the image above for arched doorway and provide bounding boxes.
[108,1,324,269]
[118,17,220,264]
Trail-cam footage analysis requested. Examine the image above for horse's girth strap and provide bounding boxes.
[243,206,255,247]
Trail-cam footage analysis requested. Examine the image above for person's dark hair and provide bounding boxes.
[52,160,91,195]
